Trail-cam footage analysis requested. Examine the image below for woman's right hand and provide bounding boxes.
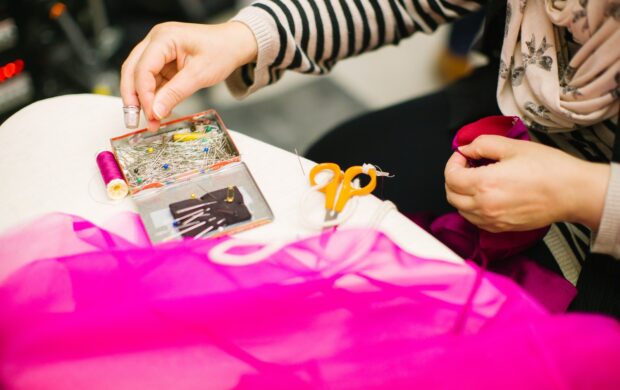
[120,21,257,131]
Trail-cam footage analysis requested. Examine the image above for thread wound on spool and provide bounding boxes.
[96,151,129,200]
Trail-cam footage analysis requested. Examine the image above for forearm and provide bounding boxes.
[227,0,484,98]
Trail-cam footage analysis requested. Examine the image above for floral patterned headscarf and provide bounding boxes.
[498,0,620,132]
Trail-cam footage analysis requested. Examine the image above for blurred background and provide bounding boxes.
[0,0,484,153]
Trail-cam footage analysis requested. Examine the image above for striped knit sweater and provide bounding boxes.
[226,0,620,283]
[227,0,485,96]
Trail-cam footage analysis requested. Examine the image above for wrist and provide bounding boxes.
[226,21,258,67]
[568,159,610,231]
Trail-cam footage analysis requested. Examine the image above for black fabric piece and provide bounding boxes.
[168,186,251,238]
[200,186,251,223]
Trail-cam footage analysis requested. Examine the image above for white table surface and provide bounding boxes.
[0,94,461,264]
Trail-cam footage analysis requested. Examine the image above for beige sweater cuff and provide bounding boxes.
[226,7,280,99]
[592,162,620,259]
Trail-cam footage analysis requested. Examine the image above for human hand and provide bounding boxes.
[444,135,610,232]
[120,21,257,130]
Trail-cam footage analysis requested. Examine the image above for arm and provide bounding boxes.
[119,1,483,130]
[227,0,485,98]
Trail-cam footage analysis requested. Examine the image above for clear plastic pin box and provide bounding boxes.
[110,109,274,243]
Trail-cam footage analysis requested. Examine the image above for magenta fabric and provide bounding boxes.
[451,115,529,153]
[414,115,576,312]
[449,115,550,263]
[428,213,576,313]
[1,213,619,389]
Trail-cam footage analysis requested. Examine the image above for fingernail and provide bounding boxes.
[152,102,166,120]
[123,105,140,129]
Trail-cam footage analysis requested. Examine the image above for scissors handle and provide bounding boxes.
[334,165,377,213]
[309,162,343,211]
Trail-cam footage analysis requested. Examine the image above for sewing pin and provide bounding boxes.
[183,211,205,225]
[163,221,206,241]
[172,209,203,224]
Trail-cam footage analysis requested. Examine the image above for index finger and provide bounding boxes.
[134,39,175,123]
[120,39,148,108]
[444,151,479,195]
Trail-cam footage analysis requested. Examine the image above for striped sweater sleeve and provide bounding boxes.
[226,0,484,98]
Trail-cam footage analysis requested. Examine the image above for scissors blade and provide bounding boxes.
[324,209,339,222]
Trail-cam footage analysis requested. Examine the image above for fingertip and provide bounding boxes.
[133,40,169,122]
[133,65,156,121]
[135,81,156,121]
[447,150,468,167]
[147,117,160,132]
[470,135,510,160]
[120,39,148,108]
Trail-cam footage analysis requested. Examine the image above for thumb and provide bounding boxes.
[458,135,514,161]
[152,65,201,120]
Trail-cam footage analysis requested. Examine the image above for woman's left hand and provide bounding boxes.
[444,135,610,232]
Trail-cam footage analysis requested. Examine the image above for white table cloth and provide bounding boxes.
[0,94,461,274]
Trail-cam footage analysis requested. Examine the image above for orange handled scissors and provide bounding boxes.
[309,162,377,222]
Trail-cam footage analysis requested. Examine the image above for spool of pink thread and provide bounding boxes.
[96,150,129,200]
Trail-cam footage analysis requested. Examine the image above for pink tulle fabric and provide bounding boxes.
[1,213,619,389]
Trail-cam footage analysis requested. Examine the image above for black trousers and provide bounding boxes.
[306,63,500,215]
[306,63,620,318]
